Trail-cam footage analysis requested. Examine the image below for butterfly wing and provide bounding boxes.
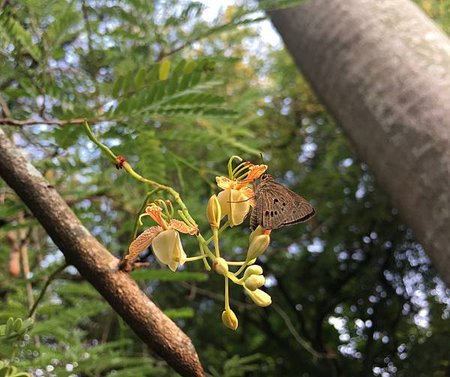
[279,186,315,227]
[251,180,315,230]
[250,191,264,230]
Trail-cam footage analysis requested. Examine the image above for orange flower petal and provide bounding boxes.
[145,204,167,228]
[248,164,268,180]
[127,226,163,261]
[168,219,198,235]
[236,164,268,189]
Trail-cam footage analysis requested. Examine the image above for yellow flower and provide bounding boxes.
[152,229,186,272]
[127,203,197,271]
[216,163,267,226]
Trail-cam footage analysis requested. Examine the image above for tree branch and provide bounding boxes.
[0,117,108,127]
[0,128,205,377]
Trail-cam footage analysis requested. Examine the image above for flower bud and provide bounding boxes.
[249,225,265,243]
[242,265,263,280]
[246,234,270,261]
[206,194,221,228]
[221,308,238,330]
[244,275,265,291]
[246,288,272,307]
[213,257,229,276]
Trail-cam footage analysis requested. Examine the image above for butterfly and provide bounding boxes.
[250,173,315,230]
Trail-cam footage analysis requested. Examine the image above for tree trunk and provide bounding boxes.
[269,0,450,286]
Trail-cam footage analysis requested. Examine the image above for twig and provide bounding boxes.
[158,14,266,61]
[273,303,336,360]
[0,117,109,127]
[28,263,68,318]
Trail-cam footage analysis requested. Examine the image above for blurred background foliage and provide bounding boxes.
[0,0,449,376]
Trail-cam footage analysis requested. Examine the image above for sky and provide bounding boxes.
[200,0,283,47]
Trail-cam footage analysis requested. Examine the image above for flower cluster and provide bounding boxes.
[124,157,275,330]
[85,124,289,330]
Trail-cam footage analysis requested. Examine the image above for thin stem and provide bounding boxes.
[197,234,216,261]
[227,155,242,178]
[226,261,247,266]
[205,220,230,244]
[83,122,198,230]
[273,304,333,360]
[185,255,208,262]
[28,263,68,318]
[232,258,251,277]
[0,117,109,127]
[212,227,220,258]
[224,276,230,311]
[83,121,117,162]
[195,234,212,271]
[227,273,242,285]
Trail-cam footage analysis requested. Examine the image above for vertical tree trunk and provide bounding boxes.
[270,0,450,286]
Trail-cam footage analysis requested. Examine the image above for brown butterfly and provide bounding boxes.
[250,173,315,230]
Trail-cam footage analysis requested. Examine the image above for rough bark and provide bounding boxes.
[0,128,205,377]
[269,0,450,286]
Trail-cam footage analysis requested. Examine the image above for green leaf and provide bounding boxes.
[5,317,13,337]
[172,59,186,78]
[112,75,124,97]
[135,67,146,89]
[0,12,41,61]
[183,60,196,74]
[164,307,195,319]
[0,367,10,377]
[12,318,22,332]
[159,58,171,80]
